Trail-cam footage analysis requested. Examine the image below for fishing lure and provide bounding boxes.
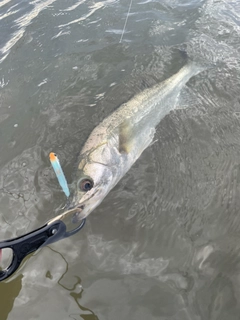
[49,152,70,198]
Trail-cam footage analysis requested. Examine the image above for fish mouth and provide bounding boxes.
[68,204,85,212]
[61,204,85,223]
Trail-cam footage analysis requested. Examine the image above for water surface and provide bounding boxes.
[0,0,240,319]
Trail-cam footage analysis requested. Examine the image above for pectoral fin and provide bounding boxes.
[118,120,134,154]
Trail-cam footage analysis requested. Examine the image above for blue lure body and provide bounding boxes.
[49,152,70,198]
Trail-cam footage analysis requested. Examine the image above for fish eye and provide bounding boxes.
[78,178,94,192]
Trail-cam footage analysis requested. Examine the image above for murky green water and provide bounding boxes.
[1,0,240,319]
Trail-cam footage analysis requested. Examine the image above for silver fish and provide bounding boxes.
[65,61,204,221]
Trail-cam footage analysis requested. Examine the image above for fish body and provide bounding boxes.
[66,61,204,220]
[49,152,70,198]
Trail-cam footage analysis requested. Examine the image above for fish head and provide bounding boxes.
[65,143,117,221]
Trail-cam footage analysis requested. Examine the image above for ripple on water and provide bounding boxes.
[1,0,240,319]
[0,0,57,62]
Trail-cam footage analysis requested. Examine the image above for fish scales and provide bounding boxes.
[63,61,204,220]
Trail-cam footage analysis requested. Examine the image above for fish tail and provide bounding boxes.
[176,46,210,78]
[187,59,208,75]
[173,58,207,88]
[167,59,204,91]
[177,45,214,73]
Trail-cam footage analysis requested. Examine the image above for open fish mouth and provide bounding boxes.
[69,204,85,224]
[60,204,85,223]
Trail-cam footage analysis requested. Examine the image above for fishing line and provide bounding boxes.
[119,0,133,43]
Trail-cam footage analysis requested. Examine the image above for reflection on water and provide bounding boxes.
[0,275,22,320]
[0,0,240,319]
[51,247,100,320]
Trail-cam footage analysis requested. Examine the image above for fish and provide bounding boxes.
[49,152,70,198]
[64,61,205,221]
